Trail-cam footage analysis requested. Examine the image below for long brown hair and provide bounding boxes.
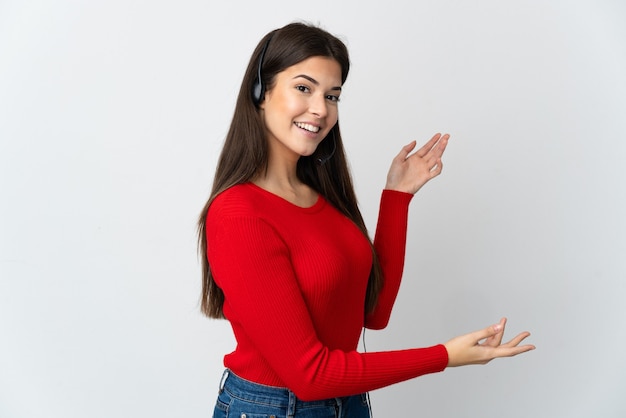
[197,22,382,318]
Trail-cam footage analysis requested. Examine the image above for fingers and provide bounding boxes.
[428,158,443,177]
[393,140,417,163]
[483,320,535,359]
[477,321,504,342]
[502,331,533,348]
[432,133,450,158]
[402,132,449,159]
[486,317,507,347]
[494,342,536,359]
[396,133,449,168]
[416,133,450,158]
[415,133,442,157]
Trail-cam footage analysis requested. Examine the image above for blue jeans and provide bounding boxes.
[212,370,371,418]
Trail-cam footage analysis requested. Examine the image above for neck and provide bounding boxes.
[253,159,318,207]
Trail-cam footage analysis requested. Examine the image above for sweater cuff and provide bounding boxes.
[435,343,450,371]
[381,189,414,205]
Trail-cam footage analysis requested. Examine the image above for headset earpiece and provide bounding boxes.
[252,35,273,106]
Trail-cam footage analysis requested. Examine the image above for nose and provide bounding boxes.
[309,93,328,118]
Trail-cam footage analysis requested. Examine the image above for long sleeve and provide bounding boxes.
[366,189,413,329]
[206,184,448,401]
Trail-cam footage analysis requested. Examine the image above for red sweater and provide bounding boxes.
[206,183,448,400]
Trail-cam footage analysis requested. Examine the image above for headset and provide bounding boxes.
[251,35,273,106]
[316,130,336,166]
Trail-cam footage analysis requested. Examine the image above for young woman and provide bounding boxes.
[198,22,534,418]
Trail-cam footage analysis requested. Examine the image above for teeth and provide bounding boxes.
[295,122,320,133]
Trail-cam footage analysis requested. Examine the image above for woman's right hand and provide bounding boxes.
[444,318,535,367]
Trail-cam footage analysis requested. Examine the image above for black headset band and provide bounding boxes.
[252,34,274,105]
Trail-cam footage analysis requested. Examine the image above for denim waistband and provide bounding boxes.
[219,369,340,410]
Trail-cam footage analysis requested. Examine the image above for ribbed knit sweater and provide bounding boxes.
[206,183,448,401]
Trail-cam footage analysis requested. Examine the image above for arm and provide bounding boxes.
[365,190,413,329]
[207,211,448,401]
[365,133,450,328]
[208,211,533,400]
[371,134,535,364]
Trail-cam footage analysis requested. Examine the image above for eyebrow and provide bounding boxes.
[293,74,342,91]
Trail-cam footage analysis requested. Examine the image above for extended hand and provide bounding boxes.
[385,133,450,194]
[444,318,535,367]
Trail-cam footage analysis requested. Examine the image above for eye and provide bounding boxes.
[326,94,341,103]
[295,85,310,93]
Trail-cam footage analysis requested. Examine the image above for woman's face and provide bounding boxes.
[260,56,342,163]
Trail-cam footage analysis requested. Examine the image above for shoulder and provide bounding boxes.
[206,184,284,247]
[208,183,259,220]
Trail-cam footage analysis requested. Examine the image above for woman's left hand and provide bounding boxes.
[444,317,535,367]
[385,133,450,194]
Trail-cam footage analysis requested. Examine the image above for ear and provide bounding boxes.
[259,90,271,109]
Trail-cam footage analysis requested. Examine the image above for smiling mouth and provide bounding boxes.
[294,122,321,133]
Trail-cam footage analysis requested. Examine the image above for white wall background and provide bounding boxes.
[1,1,625,417]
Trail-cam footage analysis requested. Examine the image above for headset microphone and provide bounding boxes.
[316,133,337,166]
